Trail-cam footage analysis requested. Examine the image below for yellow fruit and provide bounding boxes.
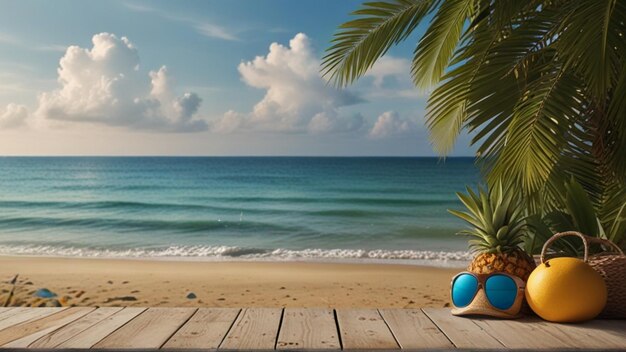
[525,257,607,322]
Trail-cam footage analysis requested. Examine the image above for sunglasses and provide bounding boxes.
[451,272,525,314]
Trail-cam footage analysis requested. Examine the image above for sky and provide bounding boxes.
[0,0,475,156]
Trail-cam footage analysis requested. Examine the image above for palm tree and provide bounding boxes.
[322,0,626,240]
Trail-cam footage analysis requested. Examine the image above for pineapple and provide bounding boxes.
[449,182,536,281]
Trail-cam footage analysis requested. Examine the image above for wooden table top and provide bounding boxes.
[0,307,623,350]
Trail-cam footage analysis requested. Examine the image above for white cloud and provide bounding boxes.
[125,3,237,41]
[0,103,29,128]
[195,23,238,42]
[308,112,365,134]
[363,56,421,99]
[369,111,417,139]
[212,110,244,134]
[366,56,410,87]
[215,33,362,134]
[35,33,207,132]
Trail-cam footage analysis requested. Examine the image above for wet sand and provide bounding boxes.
[0,256,457,308]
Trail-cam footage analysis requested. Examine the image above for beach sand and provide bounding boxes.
[0,256,457,308]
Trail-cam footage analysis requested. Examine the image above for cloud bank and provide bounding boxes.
[0,103,28,128]
[213,33,363,134]
[1,31,420,141]
[369,111,417,139]
[36,33,206,132]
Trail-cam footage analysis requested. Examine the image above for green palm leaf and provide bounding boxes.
[321,0,435,87]
[489,66,584,198]
[410,0,475,90]
[557,0,620,99]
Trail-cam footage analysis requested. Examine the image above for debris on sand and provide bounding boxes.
[103,296,137,303]
[34,288,57,299]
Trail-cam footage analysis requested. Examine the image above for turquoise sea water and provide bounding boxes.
[0,157,480,266]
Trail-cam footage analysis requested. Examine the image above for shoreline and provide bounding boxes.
[0,255,457,308]
[0,252,469,268]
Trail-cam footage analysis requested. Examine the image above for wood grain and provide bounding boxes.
[422,308,504,349]
[277,308,340,350]
[472,316,576,349]
[93,307,195,349]
[0,307,63,332]
[0,308,16,320]
[335,309,399,350]
[162,308,240,349]
[379,309,453,349]
[0,307,28,322]
[0,307,622,350]
[29,307,123,348]
[536,319,626,350]
[220,308,282,350]
[57,307,146,349]
[0,307,93,347]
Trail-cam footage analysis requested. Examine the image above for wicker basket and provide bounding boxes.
[542,231,626,319]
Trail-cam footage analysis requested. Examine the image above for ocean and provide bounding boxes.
[0,157,480,267]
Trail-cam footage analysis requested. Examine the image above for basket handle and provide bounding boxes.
[587,236,625,257]
[540,231,625,264]
[541,231,590,263]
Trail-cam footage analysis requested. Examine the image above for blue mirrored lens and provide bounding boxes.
[485,274,518,310]
[452,274,478,307]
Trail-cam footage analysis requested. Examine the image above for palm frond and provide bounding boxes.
[606,65,626,184]
[321,0,435,87]
[557,0,620,100]
[411,0,475,90]
[488,64,584,200]
[425,3,511,155]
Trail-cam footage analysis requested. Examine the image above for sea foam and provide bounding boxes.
[0,244,471,267]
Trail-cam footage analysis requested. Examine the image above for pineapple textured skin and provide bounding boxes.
[468,249,536,281]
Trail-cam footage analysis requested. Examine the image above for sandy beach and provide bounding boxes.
[0,256,457,308]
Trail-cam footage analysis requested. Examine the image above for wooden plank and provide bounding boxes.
[277,308,340,350]
[422,308,504,349]
[472,316,577,349]
[220,308,282,350]
[537,319,626,350]
[0,307,93,347]
[379,309,453,350]
[0,308,15,320]
[57,307,146,349]
[335,309,399,350]
[475,316,626,350]
[162,308,240,349]
[0,307,26,322]
[93,307,195,349]
[29,307,123,348]
[0,307,63,331]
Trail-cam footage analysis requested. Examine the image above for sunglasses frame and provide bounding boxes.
[450,271,526,315]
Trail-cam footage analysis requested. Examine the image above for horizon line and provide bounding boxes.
[0,155,476,158]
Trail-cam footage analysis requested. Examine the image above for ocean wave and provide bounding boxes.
[190,196,459,207]
[0,216,304,234]
[0,200,399,219]
[0,244,471,267]
[0,197,456,211]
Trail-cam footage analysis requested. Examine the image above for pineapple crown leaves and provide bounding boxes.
[449,181,528,254]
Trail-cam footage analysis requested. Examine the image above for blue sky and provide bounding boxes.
[0,0,475,156]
